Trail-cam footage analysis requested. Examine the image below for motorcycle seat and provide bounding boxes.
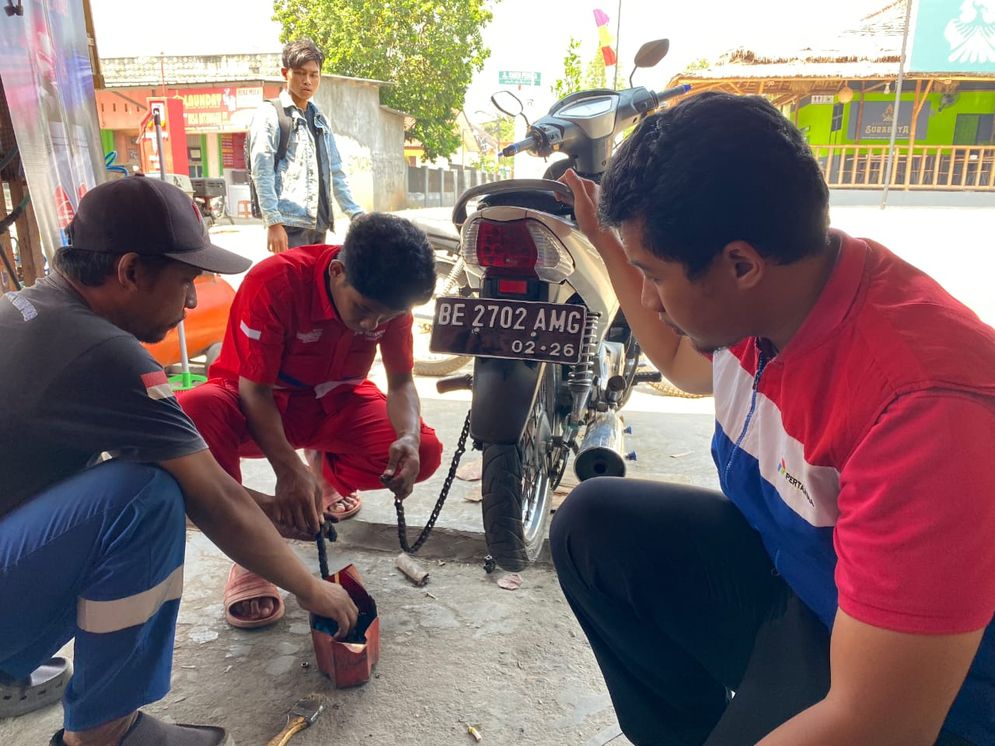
[479,190,574,220]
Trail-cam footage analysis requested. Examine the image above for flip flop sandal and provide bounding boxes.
[0,657,71,719]
[326,492,362,521]
[50,711,234,745]
[223,564,285,630]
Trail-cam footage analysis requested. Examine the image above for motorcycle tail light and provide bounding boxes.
[497,279,529,295]
[462,218,574,282]
[466,219,537,273]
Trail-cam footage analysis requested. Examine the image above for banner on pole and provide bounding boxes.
[0,0,105,259]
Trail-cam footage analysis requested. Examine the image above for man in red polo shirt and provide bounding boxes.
[179,213,442,627]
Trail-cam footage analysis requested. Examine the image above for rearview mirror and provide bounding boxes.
[633,38,669,69]
[490,90,524,119]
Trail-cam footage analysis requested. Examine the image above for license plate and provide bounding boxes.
[430,297,587,364]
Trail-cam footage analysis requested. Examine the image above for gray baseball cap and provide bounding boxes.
[66,175,251,274]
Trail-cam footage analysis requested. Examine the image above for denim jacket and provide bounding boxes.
[248,89,363,229]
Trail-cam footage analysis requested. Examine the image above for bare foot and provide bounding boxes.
[224,565,284,628]
[304,449,361,519]
[230,597,277,622]
[325,491,361,517]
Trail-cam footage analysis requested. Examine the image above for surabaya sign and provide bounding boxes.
[848,101,932,140]
[909,0,995,73]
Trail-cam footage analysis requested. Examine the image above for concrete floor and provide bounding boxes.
[1,537,631,745]
[1,383,713,746]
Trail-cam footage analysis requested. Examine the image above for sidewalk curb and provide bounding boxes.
[333,515,554,567]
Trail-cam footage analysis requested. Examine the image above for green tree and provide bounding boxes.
[551,37,583,100]
[471,116,515,175]
[273,0,494,161]
[584,50,608,90]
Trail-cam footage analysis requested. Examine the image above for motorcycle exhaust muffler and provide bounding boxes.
[574,410,626,481]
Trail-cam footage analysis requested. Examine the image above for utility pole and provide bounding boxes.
[612,0,622,89]
[880,0,914,209]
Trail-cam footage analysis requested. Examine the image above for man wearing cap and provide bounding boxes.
[0,176,358,746]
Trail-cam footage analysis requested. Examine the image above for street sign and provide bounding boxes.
[498,70,542,87]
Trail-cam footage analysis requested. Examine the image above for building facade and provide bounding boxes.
[96,53,410,212]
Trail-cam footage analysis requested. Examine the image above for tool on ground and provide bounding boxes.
[266,693,326,746]
[394,410,472,553]
[395,552,430,586]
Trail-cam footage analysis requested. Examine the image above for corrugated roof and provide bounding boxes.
[676,1,995,80]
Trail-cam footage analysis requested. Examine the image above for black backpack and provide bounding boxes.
[245,99,292,219]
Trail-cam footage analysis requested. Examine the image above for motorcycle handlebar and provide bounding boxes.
[500,135,537,158]
[655,83,692,104]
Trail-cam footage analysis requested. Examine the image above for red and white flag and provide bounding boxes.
[141,371,174,400]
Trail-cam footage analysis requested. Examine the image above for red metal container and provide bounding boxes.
[309,564,380,688]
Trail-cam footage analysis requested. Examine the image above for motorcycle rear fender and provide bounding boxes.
[470,357,542,445]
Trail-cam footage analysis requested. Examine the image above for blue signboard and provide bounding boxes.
[909,0,995,73]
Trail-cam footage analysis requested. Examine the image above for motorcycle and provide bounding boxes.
[409,215,473,376]
[191,177,229,228]
[429,39,689,571]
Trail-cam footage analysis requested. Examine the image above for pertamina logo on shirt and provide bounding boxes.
[141,371,174,400]
[777,457,815,508]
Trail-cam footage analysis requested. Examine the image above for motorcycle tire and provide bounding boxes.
[412,257,472,376]
[413,352,472,377]
[481,444,550,571]
[647,379,709,399]
[480,368,555,571]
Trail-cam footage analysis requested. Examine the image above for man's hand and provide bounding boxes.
[268,223,289,254]
[560,169,615,249]
[380,434,420,500]
[272,462,323,535]
[296,577,359,640]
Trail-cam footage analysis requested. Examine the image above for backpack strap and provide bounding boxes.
[269,98,292,170]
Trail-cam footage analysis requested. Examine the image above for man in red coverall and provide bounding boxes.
[179,212,442,628]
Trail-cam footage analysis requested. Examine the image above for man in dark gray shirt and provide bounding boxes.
[0,177,357,746]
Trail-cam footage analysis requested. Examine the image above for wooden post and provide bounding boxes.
[0,78,45,286]
[9,178,44,286]
[81,0,104,89]
[0,177,16,292]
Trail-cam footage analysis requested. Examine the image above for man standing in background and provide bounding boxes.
[249,38,364,253]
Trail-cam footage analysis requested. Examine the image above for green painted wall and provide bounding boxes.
[797,104,834,144]
[200,134,209,176]
[798,89,995,146]
[99,129,115,155]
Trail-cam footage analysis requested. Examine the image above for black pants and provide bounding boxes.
[550,477,973,746]
[286,226,328,248]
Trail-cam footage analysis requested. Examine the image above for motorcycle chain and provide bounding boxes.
[395,410,472,554]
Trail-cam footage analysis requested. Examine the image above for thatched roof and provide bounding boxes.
[674,1,993,81]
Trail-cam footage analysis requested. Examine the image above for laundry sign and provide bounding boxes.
[909,0,995,73]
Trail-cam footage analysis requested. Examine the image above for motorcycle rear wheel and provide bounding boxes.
[412,256,472,376]
[480,367,554,571]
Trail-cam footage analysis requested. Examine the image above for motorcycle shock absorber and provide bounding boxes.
[440,256,466,296]
[566,312,601,432]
